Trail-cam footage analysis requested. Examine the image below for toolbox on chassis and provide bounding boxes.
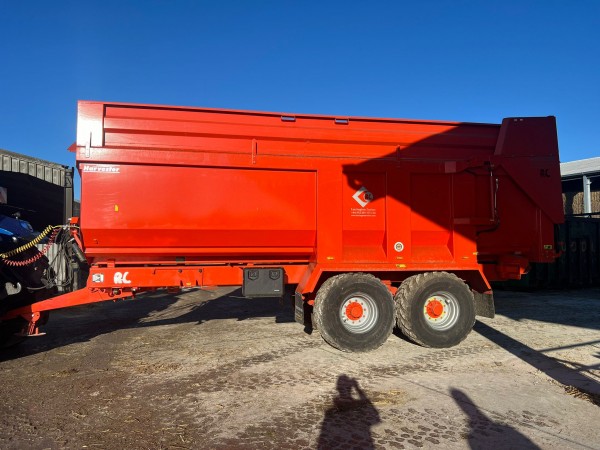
[0,101,564,352]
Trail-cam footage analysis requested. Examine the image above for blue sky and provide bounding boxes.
[1,0,598,197]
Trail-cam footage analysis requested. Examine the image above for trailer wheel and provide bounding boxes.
[395,272,475,348]
[313,273,394,352]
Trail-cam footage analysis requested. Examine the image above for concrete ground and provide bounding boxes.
[0,287,598,449]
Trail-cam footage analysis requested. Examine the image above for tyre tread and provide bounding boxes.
[395,271,475,348]
[313,272,393,352]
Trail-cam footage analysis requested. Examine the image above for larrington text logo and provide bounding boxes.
[352,186,374,208]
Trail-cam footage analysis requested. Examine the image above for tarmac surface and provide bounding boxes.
[0,287,599,449]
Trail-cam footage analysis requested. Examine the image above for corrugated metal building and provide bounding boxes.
[561,157,600,217]
[0,148,74,230]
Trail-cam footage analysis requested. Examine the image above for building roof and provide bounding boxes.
[560,157,600,178]
[0,148,72,187]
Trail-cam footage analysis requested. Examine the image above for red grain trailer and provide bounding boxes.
[0,101,563,352]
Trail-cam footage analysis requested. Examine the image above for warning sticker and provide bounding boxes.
[92,273,104,283]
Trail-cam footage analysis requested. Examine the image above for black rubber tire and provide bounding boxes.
[0,318,27,349]
[395,272,475,348]
[313,273,395,352]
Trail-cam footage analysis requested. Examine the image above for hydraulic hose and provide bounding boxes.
[0,225,62,266]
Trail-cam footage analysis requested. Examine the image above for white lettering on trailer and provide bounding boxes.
[82,165,120,174]
[114,272,131,284]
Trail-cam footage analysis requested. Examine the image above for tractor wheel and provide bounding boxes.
[0,318,27,349]
[313,273,395,352]
[395,272,475,348]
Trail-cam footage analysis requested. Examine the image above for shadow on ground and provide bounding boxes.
[317,375,380,450]
[451,388,540,449]
[492,288,600,330]
[474,320,600,405]
[0,287,296,361]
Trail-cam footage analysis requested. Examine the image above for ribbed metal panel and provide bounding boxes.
[0,148,71,187]
[561,157,600,178]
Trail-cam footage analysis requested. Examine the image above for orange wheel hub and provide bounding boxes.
[426,299,444,319]
[345,302,364,321]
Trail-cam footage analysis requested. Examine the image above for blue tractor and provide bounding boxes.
[0,210,54,346]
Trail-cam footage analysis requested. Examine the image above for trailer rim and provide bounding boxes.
[339,293,379,334]
[395,271,476,348]
[313,272,395,352]
[423,292,460,331]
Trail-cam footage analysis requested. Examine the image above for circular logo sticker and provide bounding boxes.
[394,242,404,252]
